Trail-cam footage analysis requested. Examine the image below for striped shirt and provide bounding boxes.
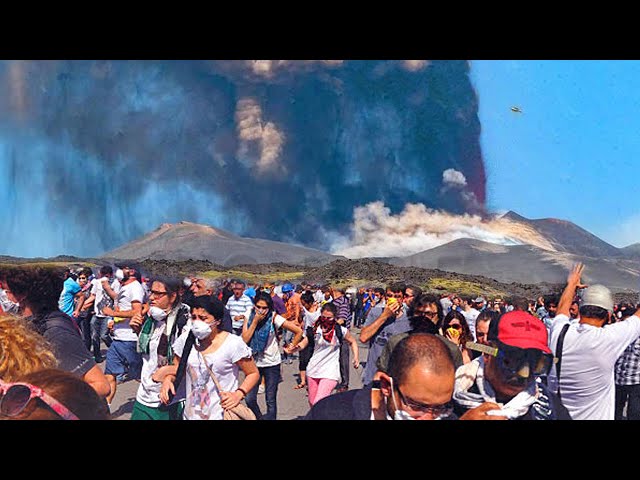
[226,294,254,330]
[332,295,352,329]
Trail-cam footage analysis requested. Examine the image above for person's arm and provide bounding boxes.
[220,357,260,410]
[72,292,86,318]
[360,303,400,344]
[81,294,95,312]
[557,263,587,318]
[242,310,263,344]
[285,335,309,354]
[282,319,303,347]
[83,364,111,398]
[102,301,142,319]
[344,330,360,369]
[159,355,180,405]
[101,278,118,300]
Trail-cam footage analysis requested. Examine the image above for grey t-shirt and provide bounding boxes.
[361,312,411,386]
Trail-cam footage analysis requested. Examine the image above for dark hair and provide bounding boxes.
[78,267,93,278]
[373,287,385,297]
[411,294,443,326]
[404,284,422,299]
[149,276,182,307]
[507,296,529,311]
[5,266,65,318]
[7,369,109,420]
[253,291,274,313]
[387,283,406,294]
[544,295,559,309]
[408,315,439,334]
[442,310,473,345]
[192,296,224,321]
[99,265,113,276]
[320,302,338,317]
[476,309,498,324]
[388,333,454,386]
[300,292,315,306]
[579,305,609,321]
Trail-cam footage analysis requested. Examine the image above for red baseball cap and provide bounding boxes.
[488,310,551,354]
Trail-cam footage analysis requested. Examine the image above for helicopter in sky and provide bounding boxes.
[510,106,523,113]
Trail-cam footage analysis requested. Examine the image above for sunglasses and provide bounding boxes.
[494,342,553,377]
[386,293,403,298]
[447,324,462,330]
[0,380,79,420]
[396,385,454,418]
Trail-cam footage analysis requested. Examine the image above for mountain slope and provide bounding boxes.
[100,222,341,267]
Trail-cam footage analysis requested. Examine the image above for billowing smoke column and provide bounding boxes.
[0,60,485,257]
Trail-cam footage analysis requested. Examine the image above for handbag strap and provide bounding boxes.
[554,323,571,400]
[198,350,224,393]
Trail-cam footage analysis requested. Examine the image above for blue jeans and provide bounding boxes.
[245,364,280,420]
[105,340,142,381]
[90,314,112,359]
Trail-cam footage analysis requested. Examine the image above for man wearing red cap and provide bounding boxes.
[453,310,571,420]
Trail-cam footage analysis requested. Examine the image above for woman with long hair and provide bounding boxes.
[442,309,474,364]
[241,291,302,420]
[289,302,359,406]
[129,276,191,420]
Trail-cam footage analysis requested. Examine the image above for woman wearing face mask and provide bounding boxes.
[288,302,359,406]
[160,296,259,420]
[242,292,302,420]
[128,277,191,420]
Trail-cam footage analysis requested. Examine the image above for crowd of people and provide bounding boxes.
[1,260,639,421]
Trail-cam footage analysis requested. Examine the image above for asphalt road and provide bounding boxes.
[103,327,368,420]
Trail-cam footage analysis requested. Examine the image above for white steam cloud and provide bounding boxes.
[331,201,557,258]
[442,168,467,188]
[235,97,285,174]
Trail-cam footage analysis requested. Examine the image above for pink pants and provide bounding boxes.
[307,377,338,406]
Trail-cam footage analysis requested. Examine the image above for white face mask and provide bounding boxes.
[389,377,415,421]
[191,320,213,340]
[149,306,168,322]
[115,269,124,281]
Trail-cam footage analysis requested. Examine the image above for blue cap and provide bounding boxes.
[281,282,295,293]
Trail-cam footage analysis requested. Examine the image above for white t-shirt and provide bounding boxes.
[549,313,640,420]
[173,332,252,420]
[251,314,286,368]
[302,307,322,332]
[226,294,254,330]
[462,308,479,341]
[112,280,145,342]
[306,325,348,382]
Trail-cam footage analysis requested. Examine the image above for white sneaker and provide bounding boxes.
[258,384,265,394]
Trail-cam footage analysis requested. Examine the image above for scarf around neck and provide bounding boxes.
[314,316,337,343]
[453,356,539,420]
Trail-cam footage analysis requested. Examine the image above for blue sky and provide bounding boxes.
[470,60,640,248]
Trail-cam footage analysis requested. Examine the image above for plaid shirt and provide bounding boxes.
[615,336,640,385]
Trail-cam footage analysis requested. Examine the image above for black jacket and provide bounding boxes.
[304,386,373,420]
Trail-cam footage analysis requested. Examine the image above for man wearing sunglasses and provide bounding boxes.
[453,310,571,420]
[304,333,456,420]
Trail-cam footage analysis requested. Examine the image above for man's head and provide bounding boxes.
[4,266,64,317]
[410,294,442,329]
[473,296,486,309]
[300,291,315,310]
[484,311,552,400]
[543,295,559,318]
[232,280,246,299]
[281,282,295,300]
[99,265,113,279]
[379,333,455,420]
[190,278,216,298]
[386,283,406,302]
[569,301,580,319]
[403,285,422,307]
[579,284,613,324]
[475,309,497,345]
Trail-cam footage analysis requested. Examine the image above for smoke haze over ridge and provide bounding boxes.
[0,60,486,258]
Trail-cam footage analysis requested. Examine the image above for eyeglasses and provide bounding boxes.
[386,293,403,298]
[415,311,438,319]
[150,290,168,297]
[0,380,79,420]
[447,324,462,330]
[476,332,488,338]
[494,342,553,377]
[396,385,454,418]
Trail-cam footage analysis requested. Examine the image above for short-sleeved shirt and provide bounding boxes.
[58,277,81,317]
[226,294,254,330]
[306,326,349,382]
[250,314,286,368]
[90,278,118,318]
[41,311,95,377]
[112,280,145,342]
[549,313,640,420]
[361,312,411,386]
[173,332,252,420]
